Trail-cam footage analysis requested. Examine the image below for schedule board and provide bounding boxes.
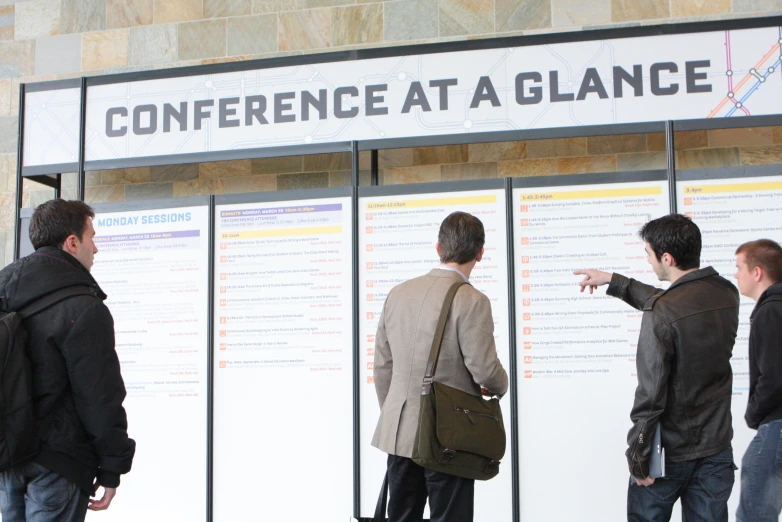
[89,199,210,522]
[677,168,782,521]
[513,173,670,522]
[212,189,354,522]
[358,180,512,521]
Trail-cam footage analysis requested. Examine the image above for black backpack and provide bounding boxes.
[0,285,94,471]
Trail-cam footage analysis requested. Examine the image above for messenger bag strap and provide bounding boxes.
[422,281,466,395]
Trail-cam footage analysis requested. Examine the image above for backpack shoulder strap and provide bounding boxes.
[17,285,97,319]
[422,281,467,393]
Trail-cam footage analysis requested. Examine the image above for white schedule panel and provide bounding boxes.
[90,204,209,522]
[513,179,670,522]
[678,174,782,521]
[359,186,512,521]
[213,195,353,522]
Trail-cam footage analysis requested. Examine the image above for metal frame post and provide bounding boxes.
[666,120,677,213]
[14,84,26,260]
[77,77,87,201]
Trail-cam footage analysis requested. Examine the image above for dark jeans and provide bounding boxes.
[627,446,736,522]
[736,420,782,522]
[0,462,89,522]
[387,454,474,522]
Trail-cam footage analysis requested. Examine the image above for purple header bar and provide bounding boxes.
[220,203,342,218]
[95,230,201,243]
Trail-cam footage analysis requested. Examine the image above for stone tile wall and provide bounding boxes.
[3,0,782,265]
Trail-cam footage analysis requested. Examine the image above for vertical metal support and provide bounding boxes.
[504,177,520,522]
[14,83,26,261]
[351,141,361,519]
[206,195,215,522]
[77,77,87,201]
[370,150,379,186]
[666,120,677,214]
[55,174,62,199]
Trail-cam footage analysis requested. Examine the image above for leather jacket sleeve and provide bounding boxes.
[607,273,663,311]
[625,308,674,478]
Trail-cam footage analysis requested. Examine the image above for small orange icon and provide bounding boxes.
[367,376,374,384]
[524,356,532,364]
[366,262,373,270]
[520,219,529,226]
[220,273,227,280]
[522,298,531,306]
[220,317,227,324]
[522,270,531,278]
[220,286,227,293]
[520,205,529,212]
[367,362,374,370]
[219,361,226,368]
[366,294,374,301]
[219,343,226,351]
[522,284,531,292]
[220,299,226,306]
[523,313,531,321]
[367,334,375,343]
[366,312,375,320]
[366,226,373,234]
[523,327,532,335]
[522,256,530,264]
[366,213,373,220]
[220,242,227,250]
[366,244,373,252]
[524,341,532,350]
[366,280,374,288]
[220,256,227,263]
[521,237,530,245]
[219,330,226,337]
[684,197,692,206]
[367,348,374,356]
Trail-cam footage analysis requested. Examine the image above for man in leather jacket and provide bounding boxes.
[575,214,739,522]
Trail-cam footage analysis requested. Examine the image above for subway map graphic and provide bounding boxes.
[710,28,782,118]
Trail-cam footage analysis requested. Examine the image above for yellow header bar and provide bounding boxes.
[220,226,342,240]
[682,181,782,195]
[365,195,496,210]
[519,186,661,201]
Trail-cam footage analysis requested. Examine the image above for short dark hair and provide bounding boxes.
[29,199,95,250]
[736,239,782,283]
[639,214,701,270]
[438,211,485,264]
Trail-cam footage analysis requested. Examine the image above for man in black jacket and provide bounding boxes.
[0,199,135,522]
[575,214,739,522]
[733,239,782,522]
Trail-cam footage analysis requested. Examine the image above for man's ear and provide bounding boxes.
[436,242,441,258]
[61,234,79,255]
[662,252,675,268]
[475,247,484,263]
[753,265,764,283]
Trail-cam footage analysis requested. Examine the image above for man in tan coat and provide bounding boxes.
[372,211,508,522]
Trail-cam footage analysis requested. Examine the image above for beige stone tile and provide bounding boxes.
[379,148,413,168]
[279,9,330,51]
[587,134,647,155]
[61,0,105,33]
[496,0,550,31]
[277,171,329,190]
[178,19,226,61]
[101,167,151,185]
[384,0,438,41]
[201,55,254,64]
[672,0,730,16]
[740,145,782,166]
[107,0,154,28]
[303,153,351,172]
[611,0,669,22]
[734,0,782,13]
[708,127,774,148]
[82,30,129,70]
[553,0,610,27]
[307,0,354,6]
[154,0,202,23]
[15,0,60,39]
[616,152,667,171]
[0,153,13,191]
[497,158,556,177]
[676,148,740,169]
[0,5,13,40]
[526,137,587,158]
[129,24,177,65]
[227,15,277,55]
[646,133,666,152]
[413,144,468,165]
[151,163,199,182]
[673,130,708,150]
[0,115,16,153]
[0,41,35,77]
[199,160,252,179]
[0,80,10,116]
[86,185,125,203]
[174,178,224,197]
[441,162,498,180]
[331,4,382,47]
[328,169,372,186]
[252,0,305,13]
[252,155,303,174]
[383,165,440,185]
[125,182,174,200]
[439,0,493,37]
[773,126,782,144]
[558,155,616,174]
[0,192,17,227]
[84,172,101,187]
[468,141,526,162]
[223,174,276,194]
[205,0,252,18]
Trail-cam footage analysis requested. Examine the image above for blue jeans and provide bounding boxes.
[0,462,88,522]
[627,446,736,522]
[736,420,782,522]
